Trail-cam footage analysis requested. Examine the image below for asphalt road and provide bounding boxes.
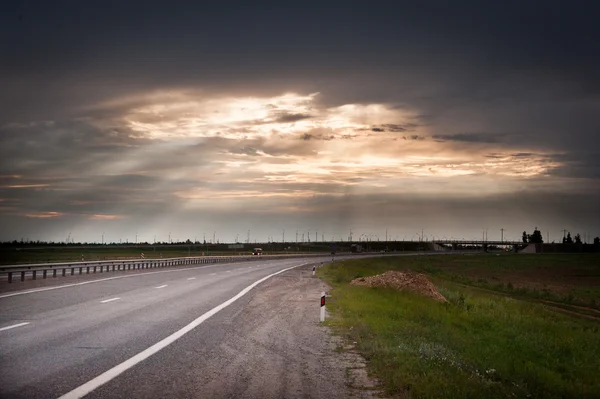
[0,255,372,399]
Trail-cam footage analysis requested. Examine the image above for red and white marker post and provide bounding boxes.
[320,291,326,322]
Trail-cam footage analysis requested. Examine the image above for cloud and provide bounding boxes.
[431,133,505,144]
[89,214,124,220]
[2,0,600,242]
[25,212,62,218]
[371,123,416,133]
[271,112,313,123]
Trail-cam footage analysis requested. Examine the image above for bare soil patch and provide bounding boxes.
[350,271,447,302]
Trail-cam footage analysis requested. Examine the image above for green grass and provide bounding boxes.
[319,255,600,398]
[328,254,600,310]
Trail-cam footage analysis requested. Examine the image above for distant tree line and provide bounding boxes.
[522,227,599,246]
[522,227,544,243]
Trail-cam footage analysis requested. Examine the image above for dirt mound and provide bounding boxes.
[350,271,447,302]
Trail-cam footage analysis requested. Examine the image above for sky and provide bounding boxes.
[0,0,599,244]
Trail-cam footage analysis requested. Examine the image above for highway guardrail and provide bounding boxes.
[0,253,331,283]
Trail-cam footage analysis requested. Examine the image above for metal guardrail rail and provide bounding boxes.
[0,253,329,283]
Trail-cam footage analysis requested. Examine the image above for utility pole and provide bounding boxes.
[386,229,388,242]
[296,230,298,244]
[562,229,568,242]
[315,230,318,242]
[282,229,285,243]
[500,228,504,243]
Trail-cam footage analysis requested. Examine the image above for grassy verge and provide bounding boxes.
[328,254,600,310]
[319,255,600,398]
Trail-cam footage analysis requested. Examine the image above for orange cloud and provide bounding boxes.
[24,211,62,218]
[2,184,50,188]
[90,214,124,220]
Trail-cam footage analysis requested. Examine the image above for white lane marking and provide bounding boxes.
[209,273,217,276]
[154,285,168,289]
[100,297,120,304]
[57,261,310,399]
[226,270,231,273]
[0,322,30,332]
[187,277,196,280]
[0,258,303,299]
[248,266,252,269]
[0,257,330,299]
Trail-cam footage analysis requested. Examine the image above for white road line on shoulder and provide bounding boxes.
[0,259,277,299]
[100,297,120,304]
[57,261,311,399]
[187,277,196,280]
[154,285,168,289]
[0,322,30,332]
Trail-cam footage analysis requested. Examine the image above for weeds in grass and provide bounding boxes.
[319,256,600,398]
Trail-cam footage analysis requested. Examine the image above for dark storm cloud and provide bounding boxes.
[1,0,599,241]
[432,133,505,144]
[271,113,313,123]
[2,1,599,121]
[545,152,600,180]
[371,124,417,133]
[511,153,534,158]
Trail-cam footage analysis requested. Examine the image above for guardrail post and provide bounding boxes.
[21,271,25,281]
[93,266,97,273]
[43,269,47,279]
[79,267,82,275]
[86,266,90,274]
[8,271,12,283]
[53,269,57,278]
[71,268,75,275]
[63,268,66,277]
[32,270,36,280]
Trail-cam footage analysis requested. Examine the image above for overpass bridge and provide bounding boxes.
[430,240,527,252]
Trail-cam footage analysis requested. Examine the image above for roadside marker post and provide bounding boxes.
[312,266,316,276]
[320,291,326,322]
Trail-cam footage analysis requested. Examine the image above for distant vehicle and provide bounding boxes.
[252,248,263,255]
[351,244,363,253]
